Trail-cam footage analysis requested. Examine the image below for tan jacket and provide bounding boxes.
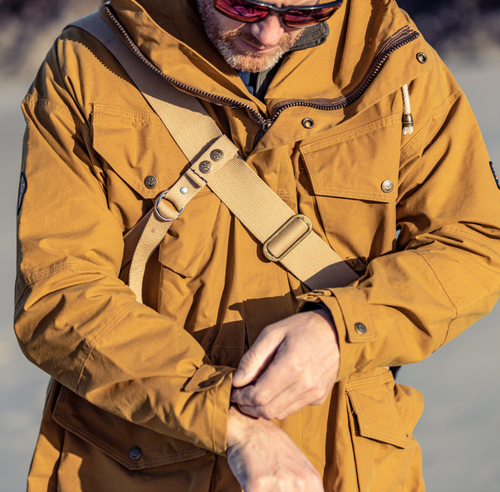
[15,0,500,490]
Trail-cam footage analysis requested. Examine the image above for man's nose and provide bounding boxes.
[249,13,286,47]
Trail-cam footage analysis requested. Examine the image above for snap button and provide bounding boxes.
[129,446,142,460]
[355,323,367,335]
[302,118,315,129]
[210,149,224,162]
[416,52,427,64]
[199,161,212,174]
[381,180,394,193]
[180,187,188,195]
[144,175,158,189]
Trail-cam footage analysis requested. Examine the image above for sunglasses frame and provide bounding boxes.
[213,0,344,29]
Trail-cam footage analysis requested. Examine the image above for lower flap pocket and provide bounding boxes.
[346,370,424,449]
[53,386,206,471]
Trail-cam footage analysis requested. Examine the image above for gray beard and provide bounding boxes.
[196,0,301,73]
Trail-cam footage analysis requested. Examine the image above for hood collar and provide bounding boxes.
[100,0,430,116]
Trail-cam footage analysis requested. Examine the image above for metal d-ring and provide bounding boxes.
[154,190,185,222]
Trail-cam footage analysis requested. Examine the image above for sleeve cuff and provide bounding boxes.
[298,287,378,381]
[182,365,234,455]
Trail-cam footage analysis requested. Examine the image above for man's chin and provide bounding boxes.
[224,50,284,73]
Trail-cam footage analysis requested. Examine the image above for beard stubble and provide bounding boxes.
[197,0,302,73]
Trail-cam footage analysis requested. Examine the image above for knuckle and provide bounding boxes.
[295,475,307,490]
[300,377,316,394]
[305,379,317,393]
[275,475,288,490]
[253,476,272,490]
[254,390,270,407]
[260,407,275,420]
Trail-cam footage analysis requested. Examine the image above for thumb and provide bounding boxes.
[232,328,283,387]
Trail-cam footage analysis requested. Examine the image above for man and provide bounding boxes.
[14,0,500,491]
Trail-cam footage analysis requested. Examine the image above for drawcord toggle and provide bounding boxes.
[401,84,414,136]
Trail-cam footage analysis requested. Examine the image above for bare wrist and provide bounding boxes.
[227,404,251,448]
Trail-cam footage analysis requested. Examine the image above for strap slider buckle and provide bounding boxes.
[263,214,313,262]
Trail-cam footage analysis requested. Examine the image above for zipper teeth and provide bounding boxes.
[103,4,266,127]
[269,27,420,122]
[104,4,419,135]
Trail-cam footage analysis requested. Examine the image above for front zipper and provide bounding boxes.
[253,26,420,144]
[104,3,267,129]
[104,3,419,142]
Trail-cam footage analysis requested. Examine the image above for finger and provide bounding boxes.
[231,335,299,406]
[244,336,301,398]
[231,374,295,408]
[264,381,329,420]
[236,381,324,420]
[232,326,285,387]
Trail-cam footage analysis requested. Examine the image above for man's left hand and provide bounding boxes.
[230,309,340,420]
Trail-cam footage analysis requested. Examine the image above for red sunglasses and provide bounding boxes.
[213,0,343,29]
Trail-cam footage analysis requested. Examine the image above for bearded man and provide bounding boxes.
[15,0,500,491]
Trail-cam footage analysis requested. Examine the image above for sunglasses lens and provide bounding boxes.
[215,0,269,22]
[284,6,340,28]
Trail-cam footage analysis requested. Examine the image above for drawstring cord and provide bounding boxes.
[401,84,414,136]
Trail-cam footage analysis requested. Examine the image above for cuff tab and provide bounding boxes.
[335,288,378,343]
[183,365,233,393]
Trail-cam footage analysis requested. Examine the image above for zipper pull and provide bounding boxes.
[262,120,272,132]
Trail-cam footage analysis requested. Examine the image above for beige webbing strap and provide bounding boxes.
[69,13,358,302]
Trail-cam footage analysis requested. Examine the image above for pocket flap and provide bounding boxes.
[92,104,190,199]
[53,386,206,471]
[300,114,401,203]
[346,371,424,449]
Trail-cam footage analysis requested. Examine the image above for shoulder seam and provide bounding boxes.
[23,94,91,137]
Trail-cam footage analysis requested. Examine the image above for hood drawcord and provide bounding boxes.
[401,84,414,136]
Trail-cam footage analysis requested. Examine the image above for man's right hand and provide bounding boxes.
[226,406,324,492]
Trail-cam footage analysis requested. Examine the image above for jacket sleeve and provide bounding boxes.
[14,38,232,456]
[301,48,500,380]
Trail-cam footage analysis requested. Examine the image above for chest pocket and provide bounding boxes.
[92,103,194,201]
[299,114,402,265]
[91,103,221,281]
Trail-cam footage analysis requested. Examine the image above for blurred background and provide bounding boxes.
[0,1,499,491]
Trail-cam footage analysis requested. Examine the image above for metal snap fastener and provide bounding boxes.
[355,323,367,335]
[416,52,427,64]
[180,187,188,195]
[381,180,394,193]
[210,149,224,162]
[199,161,212,174]
[144,175,158,189]
[129,446,142,460]
[302,118,315,129]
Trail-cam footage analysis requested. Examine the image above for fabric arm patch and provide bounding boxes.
[17,172,27,216]
[490,161,500,190]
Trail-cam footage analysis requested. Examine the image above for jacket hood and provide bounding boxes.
[99,0,430,129]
